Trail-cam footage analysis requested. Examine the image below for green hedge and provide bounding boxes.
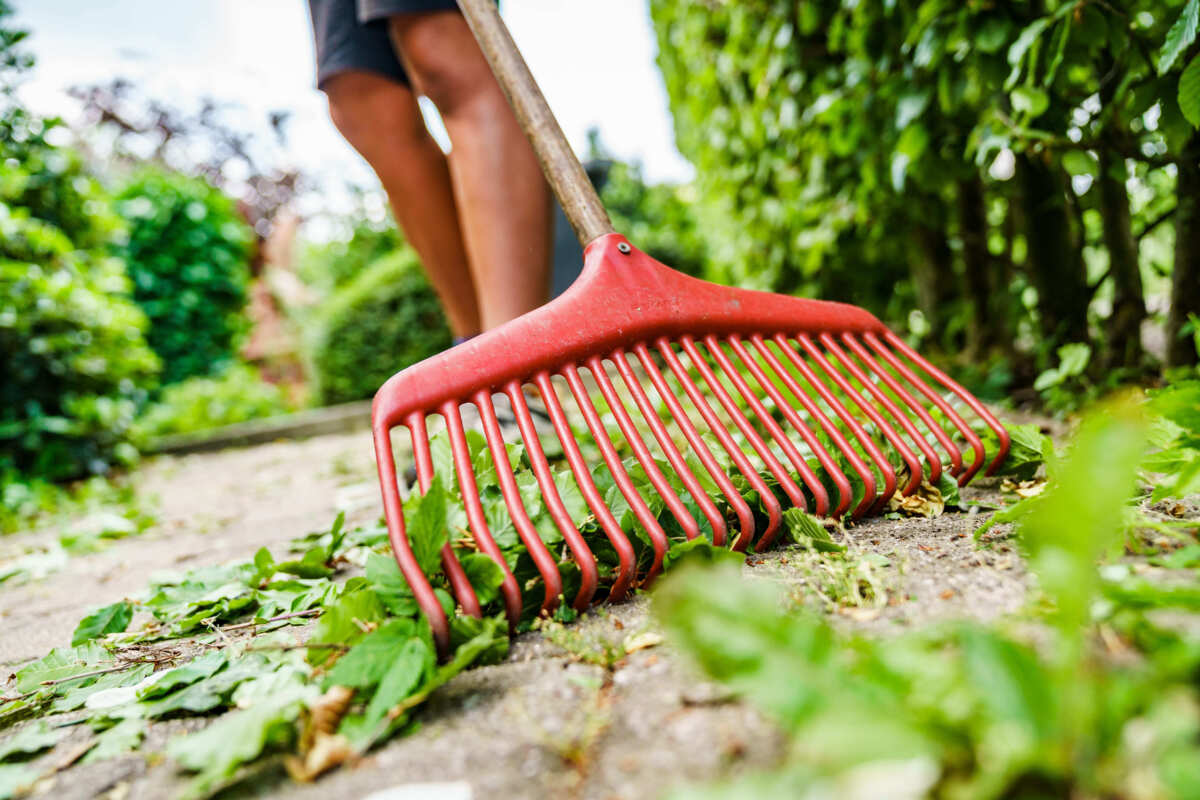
[308,248,450,405]
[0,212,158,480]
[114,171,254,385]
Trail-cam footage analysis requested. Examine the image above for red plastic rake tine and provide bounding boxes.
[840,333,964,479]
[883,331,1010,476]
[373,419,448,653]
[408,412,481,618]
[863,332,985,484]
[443,402,523,626]
[633,343,751,548]
[533,371,637,599]
[725,334,864,517]
[689,335,830,517]
[612,349,729,545]
[777,334,912,500]
[587,356,700,542]
[564,363,670,583]
[472,392,563,617]
[502,382,598,610]
[819,333,943,486]
[656,338,777,550]
[743,334,891,515]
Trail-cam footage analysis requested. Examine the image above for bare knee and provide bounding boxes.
[324,71,427,150]
[388,12,498,116]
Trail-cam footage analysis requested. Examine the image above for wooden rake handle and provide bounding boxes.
[456,0,615,246]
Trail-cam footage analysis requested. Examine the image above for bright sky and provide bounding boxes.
[10,0,693,222]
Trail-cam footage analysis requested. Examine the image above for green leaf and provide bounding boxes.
[895,90,930,130]
[1061,150,1097,177]
[783,509,845,553]
[1011,86,1049,117]
[0,723,60,763]
[50,662,154,713]
[276,546,334,579]
[343,638,433,750]
[459,553,506,606]
[1179,55,1200,127]
[1056,342,1091,377]
[167,683,313,800]
[407,476,450,577]
[0,765,38,800]
[81,718,145,764]
[553,469,590,527]
[1006,17,1052,88]
[323,618,421,691]
[140,656,265,718]
[960,629,1055,746]
[341,616,506,750]
[1017,397,1148,634]
[138,652,227,701]
[326,510,347,561]
[994,422,1052,480]
[306,587,386,664]
[360,639,430,726]
[250,547,276,586]
[936,472,962,510]
[1149,382,1200,435]
[15,643,111,693]
[663,537,744,571]
[365,552,419,616]
[71,600,134,646]
[1160,0,1200,75]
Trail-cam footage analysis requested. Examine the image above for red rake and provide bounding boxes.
[372,0,1011,654]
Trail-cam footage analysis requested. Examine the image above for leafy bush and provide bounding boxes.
[113,170,254,385]
[307,248,451,405]
[131,363,293,443]
[0,213,159,480]
[0,0,158,493]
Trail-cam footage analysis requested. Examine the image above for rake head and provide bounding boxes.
[373,234,1010,654]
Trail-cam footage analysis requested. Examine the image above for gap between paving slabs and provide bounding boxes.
[0,417,1040,799]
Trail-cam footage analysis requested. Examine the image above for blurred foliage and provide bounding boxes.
[658,389,1200,800]
[296,211,402,299]
[113,170,254,385]
[131,363,293,444]
[0,1,158,487]
[650,0,1200,395]
[307,247,451,405]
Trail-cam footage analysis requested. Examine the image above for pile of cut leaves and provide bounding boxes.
[0,413,1029,799]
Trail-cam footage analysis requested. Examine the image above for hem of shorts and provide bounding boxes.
[358,0,461,24]
[316,64,409,91]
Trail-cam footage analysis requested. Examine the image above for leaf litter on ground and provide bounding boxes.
[0,386,1198,799]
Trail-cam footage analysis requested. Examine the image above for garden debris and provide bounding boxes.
[1001,478,1046,499]
[887,481,946,518]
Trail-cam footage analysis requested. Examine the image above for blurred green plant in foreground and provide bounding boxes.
[655,388,1200,799]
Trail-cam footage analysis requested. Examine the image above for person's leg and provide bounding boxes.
[386,11,552,331]
[323,69,482,338]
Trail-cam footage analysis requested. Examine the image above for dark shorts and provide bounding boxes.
[307,0,461,89]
